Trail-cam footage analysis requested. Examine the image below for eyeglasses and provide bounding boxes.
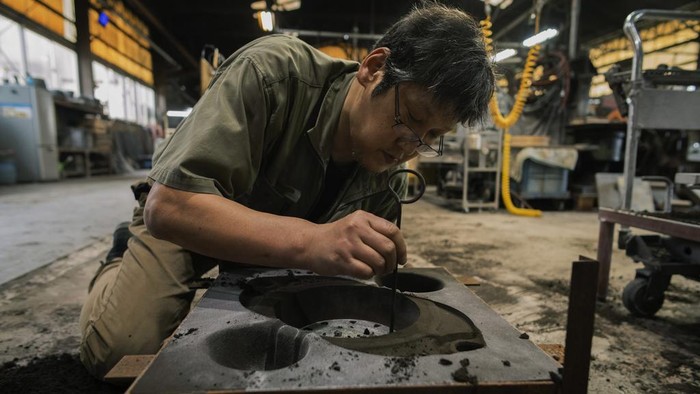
[393,85,444,158]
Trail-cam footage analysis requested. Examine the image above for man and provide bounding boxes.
[79,2,494,379]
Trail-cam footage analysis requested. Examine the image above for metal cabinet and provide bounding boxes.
[0,84,59,182]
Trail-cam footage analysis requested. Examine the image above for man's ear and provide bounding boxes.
[357,47,390,87]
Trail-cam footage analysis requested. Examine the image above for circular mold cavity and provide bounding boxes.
[376,272,444,293]
[206,321,308,370]
[301,319,389,338]
[242,280,420,333]
[240,276,484,357]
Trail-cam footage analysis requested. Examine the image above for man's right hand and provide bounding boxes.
[300,210,407,279]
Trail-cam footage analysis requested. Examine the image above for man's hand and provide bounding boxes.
[301,210,407,279]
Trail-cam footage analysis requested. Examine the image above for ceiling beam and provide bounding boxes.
[123,0,199,69]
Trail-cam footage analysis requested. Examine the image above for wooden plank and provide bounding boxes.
[537,343,564,366]
[573,195,596,211]
[455,275,481,286]
[104,355,154,385]
[210,380,556,393]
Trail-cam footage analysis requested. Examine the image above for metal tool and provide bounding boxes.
[387,168,426,332]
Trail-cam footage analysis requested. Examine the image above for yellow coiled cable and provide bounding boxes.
[480,16,542,217]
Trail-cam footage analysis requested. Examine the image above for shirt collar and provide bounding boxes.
[306,72,357,165]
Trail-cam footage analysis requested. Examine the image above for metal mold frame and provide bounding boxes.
[129,267,560,393]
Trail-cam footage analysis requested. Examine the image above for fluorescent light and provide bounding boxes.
[167,108,192,118]
[492,48,517,63]
[258,11,275,32]
[252,0,301,12]
[273,0,301,11]
[484,0,513,9]
[250,1,266,10]
[523,28,559,47]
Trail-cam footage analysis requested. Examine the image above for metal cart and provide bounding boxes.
[596,9,700,316]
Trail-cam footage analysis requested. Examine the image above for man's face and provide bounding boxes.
[349,79,455,173]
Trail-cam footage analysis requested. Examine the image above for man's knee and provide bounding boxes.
[79,317,169,380]
[79,323,122,380]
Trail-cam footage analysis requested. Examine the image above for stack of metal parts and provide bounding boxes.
[128,268,561,392]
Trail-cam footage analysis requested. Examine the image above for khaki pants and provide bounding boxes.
[78,197,217,379]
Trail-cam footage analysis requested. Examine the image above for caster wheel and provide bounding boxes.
[622,278,664,317]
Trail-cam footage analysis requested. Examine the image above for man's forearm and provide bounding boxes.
[144,182,312,269]
[144,182,404,278]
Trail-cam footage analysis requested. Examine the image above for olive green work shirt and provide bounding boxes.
[149,35,404,223]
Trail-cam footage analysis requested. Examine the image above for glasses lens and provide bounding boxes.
[392,124,442,157]
[393,123,417,141]
[415,144,440,157]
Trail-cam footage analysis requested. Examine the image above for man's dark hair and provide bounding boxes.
[373,2,495,126]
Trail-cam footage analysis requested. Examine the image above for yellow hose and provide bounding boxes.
[480,16,542,217]
[501,134,541,217]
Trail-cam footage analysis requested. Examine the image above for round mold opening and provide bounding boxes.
[376,272,444,293]
[206,321,308,370]
[239,276,485,357]
[241,277,421,336]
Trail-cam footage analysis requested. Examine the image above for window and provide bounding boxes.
[93,61,124,119]
[123,76,136,122]
[24,27,79,94]
[0,13,25,83]
[0,0,76,42]
[93,60,155,126]
[135,81,155,125]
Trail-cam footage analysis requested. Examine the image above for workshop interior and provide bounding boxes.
[0,0,699,393]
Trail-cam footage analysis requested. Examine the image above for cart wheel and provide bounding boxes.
[622,278,664,317]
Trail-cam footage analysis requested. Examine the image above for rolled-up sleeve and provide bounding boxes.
[149,56,272,199]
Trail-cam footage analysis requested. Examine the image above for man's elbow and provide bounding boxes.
[143,188,174,240]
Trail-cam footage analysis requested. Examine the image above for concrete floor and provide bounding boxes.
[0,175,698,393]
[0,171,148,284]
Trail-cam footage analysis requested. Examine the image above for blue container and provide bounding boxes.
[0,157,17,185]
[517,160,569,199]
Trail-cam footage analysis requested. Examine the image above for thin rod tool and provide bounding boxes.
[387,169,426,332]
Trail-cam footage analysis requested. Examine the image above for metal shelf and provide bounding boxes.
[462,129,502,212]
[58,147,112,178]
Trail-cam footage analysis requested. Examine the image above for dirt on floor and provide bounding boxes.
[0,195,699,393]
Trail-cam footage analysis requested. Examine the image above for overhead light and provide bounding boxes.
[167,108,192,118]
[482,0,513,10]
[257,11,275,32]
[251,0,301,12]
[273,0,301,11]
[492,48,517,63]
[250,1,267,10]
[523,28,559,47]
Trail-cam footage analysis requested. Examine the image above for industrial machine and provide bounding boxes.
[596,10,700,317]
[0,83,59,182]
[433,126,502,212]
